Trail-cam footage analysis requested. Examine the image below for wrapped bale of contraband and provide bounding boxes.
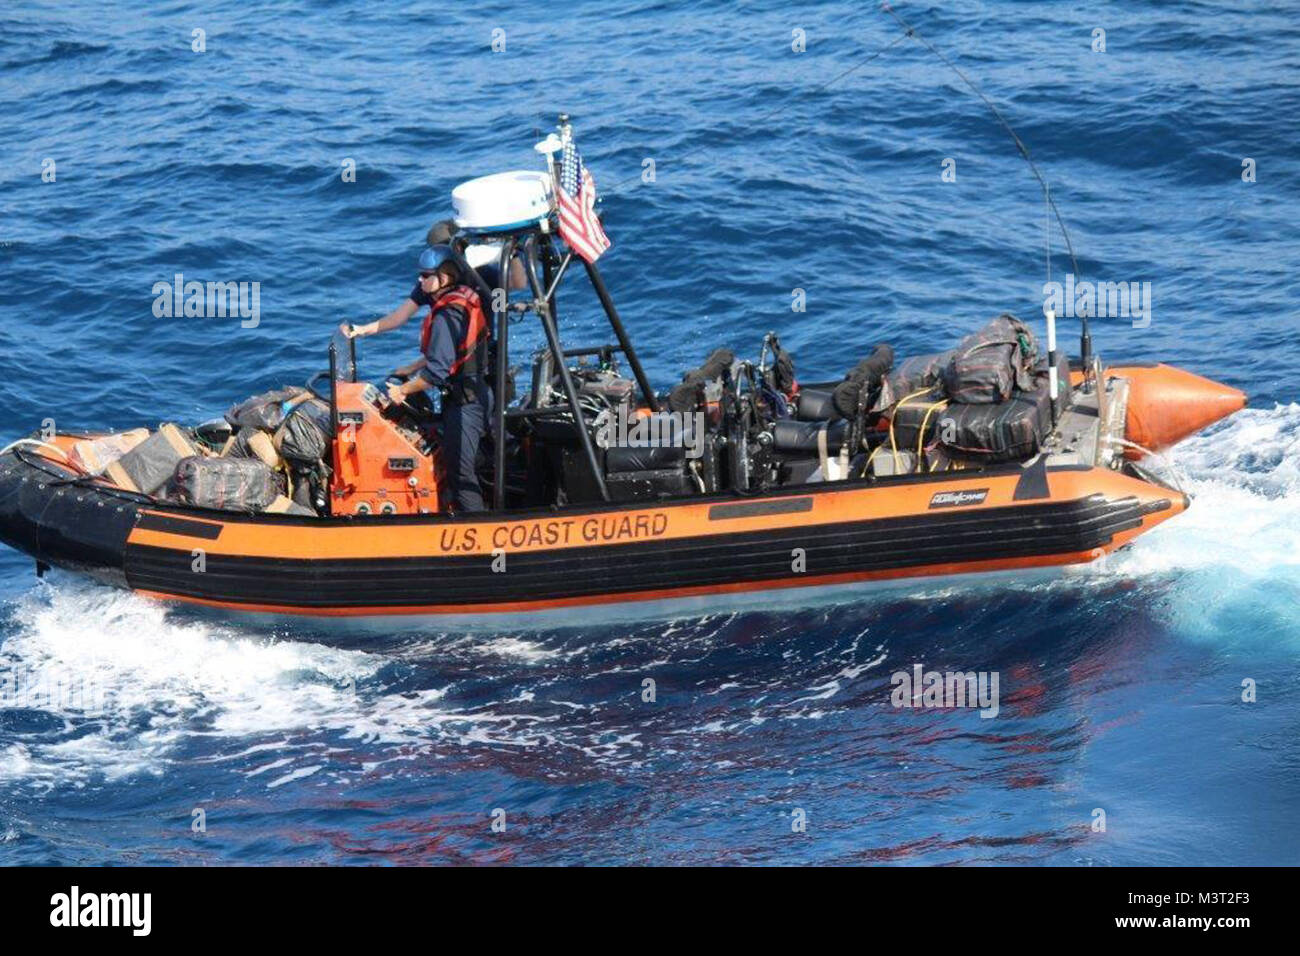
[274,398,332,463]
[889,363,1067,465]
[223,426,284,469]
[225,387,311,433]
[886,386,948,456]
[173,456,279,512]
[937,385,1052,462]
[69,428,150,475]
[874,351,955,412]
[104,424,199,494]
[940,313,1039,404]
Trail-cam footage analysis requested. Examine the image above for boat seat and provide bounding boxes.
[604,411,697,473]
[606,444,686,473]
[603,411,697,500]
[529,414,592,446]
[795,388,838,421]
[772,419,848,455]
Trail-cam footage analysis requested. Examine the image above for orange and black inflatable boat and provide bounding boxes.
[0,146,1248,623]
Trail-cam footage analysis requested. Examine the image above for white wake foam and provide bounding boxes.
[1098,404,1300,576]
[0,584,450,790]
[1077,403,1300,645]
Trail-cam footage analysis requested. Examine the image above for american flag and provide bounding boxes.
[555,137,611,263]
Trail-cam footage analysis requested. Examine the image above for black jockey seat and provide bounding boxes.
[605,443,686,473]
[794,387,838,421]
[603,411,698,502]
[771,418,848,454]
[605,411,695,472]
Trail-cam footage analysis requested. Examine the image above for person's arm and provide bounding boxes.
[387,307,459,403]
[340,298,419,338]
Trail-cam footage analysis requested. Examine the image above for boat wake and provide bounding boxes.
[1105,403,1300,572]
[1076,403,1300,645]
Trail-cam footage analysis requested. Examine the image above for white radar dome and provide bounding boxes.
[452,170,553,233]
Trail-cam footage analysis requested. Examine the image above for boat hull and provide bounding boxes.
[0,449,1184,620]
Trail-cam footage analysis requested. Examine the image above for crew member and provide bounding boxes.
[340,231,531,511]
[358,246,492,512]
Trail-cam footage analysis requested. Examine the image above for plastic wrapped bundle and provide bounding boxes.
[940,313,1039,404]
[173,456,279,512]
[104,424,199,494]
[275,399,332,464]
[876,351,955,412]
[940,381,1052,462]
[68,429,149,475]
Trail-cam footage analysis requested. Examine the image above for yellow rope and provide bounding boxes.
[917,399,949,470]
[864,441,883,476]
[889,388,937,472]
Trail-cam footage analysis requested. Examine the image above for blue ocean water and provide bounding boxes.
[1,0,1299,865]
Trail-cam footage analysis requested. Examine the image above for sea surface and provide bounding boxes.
[1,0,1298,865]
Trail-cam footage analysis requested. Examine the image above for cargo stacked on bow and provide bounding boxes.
[61,386,333,516]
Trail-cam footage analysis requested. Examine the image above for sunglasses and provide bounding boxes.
[418,271,438,279]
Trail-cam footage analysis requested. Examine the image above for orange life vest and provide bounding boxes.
[419,285,489,380]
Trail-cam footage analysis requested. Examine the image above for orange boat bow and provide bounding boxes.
[1118,364,1246,454]
[1072,363,1246,456]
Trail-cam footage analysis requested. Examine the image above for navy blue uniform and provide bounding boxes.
[407,264,500,513]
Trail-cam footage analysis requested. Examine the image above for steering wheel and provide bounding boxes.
[306,368,437,431]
